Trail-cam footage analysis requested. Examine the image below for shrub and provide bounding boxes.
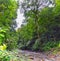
[0,50,19,61]
[0,28,18,50]
[0,50,10,61]
[42,41,58,51]
[32,39,41,51]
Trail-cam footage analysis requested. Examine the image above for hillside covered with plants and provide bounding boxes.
[0,0,60,61]
[17,0,60,51]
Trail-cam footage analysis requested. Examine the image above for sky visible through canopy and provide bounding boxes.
[15,0,55,29]
[16,0,25,29]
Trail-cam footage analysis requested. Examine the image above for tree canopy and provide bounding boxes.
[17,0,60,51]
[0,0,18,50]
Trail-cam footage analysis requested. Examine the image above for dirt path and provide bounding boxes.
[17,50,60,61]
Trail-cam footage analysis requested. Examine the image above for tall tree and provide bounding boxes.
[0,0,18,50]
[0,0,17,29]
[21,0,55,41]
[17,0,60,51]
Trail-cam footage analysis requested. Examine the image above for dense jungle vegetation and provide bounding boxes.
[17,0,60,51]
[0,0,60,61]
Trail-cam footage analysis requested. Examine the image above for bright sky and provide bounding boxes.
[16,0,25,29]
[16,8,25,29]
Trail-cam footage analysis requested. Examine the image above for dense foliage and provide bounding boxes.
[0,50,19,61]
[0,0,60,52]
[17,0,60,51]
[0,0,19,61]
[0,0,60,61]
[0,0,18,50]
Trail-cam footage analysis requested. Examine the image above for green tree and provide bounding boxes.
[0,0,18,50]
[17,0,60,51]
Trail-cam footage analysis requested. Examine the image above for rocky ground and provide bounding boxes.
[16,50,60,61]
